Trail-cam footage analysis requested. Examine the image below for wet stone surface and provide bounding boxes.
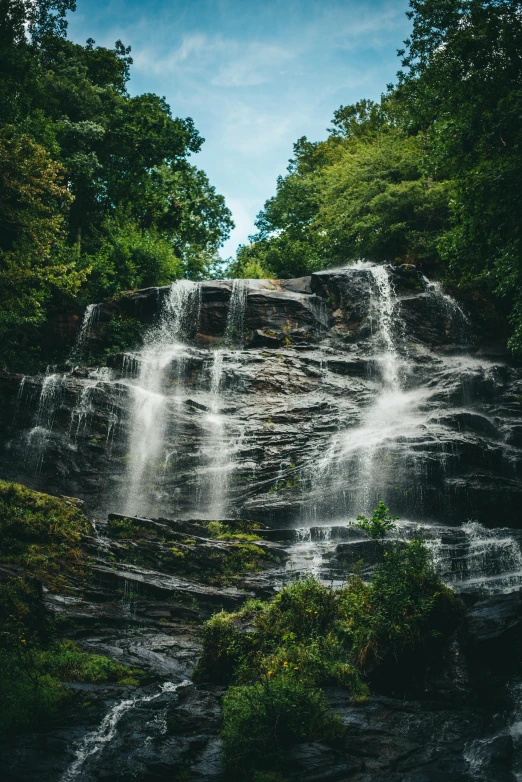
[1,265,522,780]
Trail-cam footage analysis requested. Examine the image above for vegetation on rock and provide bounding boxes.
[197,505,454,777]
[106,514,278,585]
[0,484,148,740]
[0,479,91,590]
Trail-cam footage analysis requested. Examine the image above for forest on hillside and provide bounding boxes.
[1,0,522,367]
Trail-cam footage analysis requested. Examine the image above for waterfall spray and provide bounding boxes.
[123,281,201,517]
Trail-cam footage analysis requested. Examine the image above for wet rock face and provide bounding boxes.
[1,495,521,782]
[1,264,522,527]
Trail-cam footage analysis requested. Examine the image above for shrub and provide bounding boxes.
[198,505,455,777]
[350,500,398,543]
[222,678,343,777]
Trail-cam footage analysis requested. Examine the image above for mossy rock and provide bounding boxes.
[0,480,92,591]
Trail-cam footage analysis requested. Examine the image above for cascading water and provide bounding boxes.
[120,277,249,519]
[26,372,64,472]
[16,302,105,476]
[200,280,249,517]
[309,262,486,523]
[70,303,100,360]
[122,281,201,517]
[203,349,228,517]
[314,262,418,517]
[225,278,247,346]
[61,680,189,781]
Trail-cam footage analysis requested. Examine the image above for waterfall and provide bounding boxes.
[70,303,100,360]
[200,281,249,517]
[26,372,64,472]
[204,349,228,517]
[428,521,522,594]
[60,680,189,781]
[311,262,478,521]
[423,276,471,343]
[368,264,401,391]
[316,262,416,516]
[118,278,250,519]
[18,304,105,474]
[122,281,201,517]
[225,278,248,346]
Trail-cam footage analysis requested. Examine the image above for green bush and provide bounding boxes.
[350,500,398,543]
[222,678,343,777]
[85,215,184,301]
[198,506,455,777]
[0,656,68,736]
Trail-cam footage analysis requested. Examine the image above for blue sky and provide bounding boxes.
[68,0,412,258]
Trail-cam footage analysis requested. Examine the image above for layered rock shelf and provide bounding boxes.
[1,264,521,526]
[2,263,522,781]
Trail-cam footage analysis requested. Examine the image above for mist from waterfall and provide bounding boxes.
[122,281,201,517]
[121,278,248,519]
[313,261,474,520]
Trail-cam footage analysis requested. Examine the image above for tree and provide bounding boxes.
[316,130,451,268]
[227,97,451,279]
[398,0,522,349]
[0,130,83,319]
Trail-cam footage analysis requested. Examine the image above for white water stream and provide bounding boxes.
[60,680,189,781]
[120,278,248,518]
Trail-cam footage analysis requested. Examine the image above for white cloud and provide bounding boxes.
[133,34,293,88]
[210,42,293,87]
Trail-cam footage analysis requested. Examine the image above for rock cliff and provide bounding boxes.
[1,263,522,781]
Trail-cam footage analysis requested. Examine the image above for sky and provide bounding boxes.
[67,0,412,258]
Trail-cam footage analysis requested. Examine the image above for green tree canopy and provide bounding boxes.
[0,0,233,369]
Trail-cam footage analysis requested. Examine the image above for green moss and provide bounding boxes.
[36,639,144,684]
[0,481,91,590]
[107,515,159,540]
[216,532,262,542]
[112,516,273,585]
[205,519,261,538]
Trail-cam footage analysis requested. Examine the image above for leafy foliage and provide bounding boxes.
[398,0,522,350]
[351,500,398,543]
[197,512,454,776]
[228,0,522,351]
[222,678,343,778]
[0,0,233,369]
